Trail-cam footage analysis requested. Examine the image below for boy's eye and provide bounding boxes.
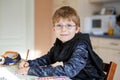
[66,24,73,27]
[56,24,62,27]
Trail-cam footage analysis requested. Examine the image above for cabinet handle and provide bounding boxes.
[110,42,118,46]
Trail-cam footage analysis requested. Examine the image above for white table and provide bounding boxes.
[0,65,38,80]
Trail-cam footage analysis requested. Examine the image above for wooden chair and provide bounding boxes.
[103,61,117,80]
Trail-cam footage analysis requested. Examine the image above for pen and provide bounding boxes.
[26,49,29,61]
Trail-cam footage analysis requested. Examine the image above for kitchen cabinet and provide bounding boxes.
[90,0,120,3]
[90,37,120,80]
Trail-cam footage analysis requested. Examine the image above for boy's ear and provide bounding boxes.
[76,26,80,33]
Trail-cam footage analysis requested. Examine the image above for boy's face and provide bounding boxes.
[53,18,80,43]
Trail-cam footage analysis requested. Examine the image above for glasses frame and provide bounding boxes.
[54,24,76,30]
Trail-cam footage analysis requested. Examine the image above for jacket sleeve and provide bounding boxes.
[28,47,55,67]
[28,43,88,78]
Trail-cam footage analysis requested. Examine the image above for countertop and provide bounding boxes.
[90,34,120,39]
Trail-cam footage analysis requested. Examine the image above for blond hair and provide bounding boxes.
[52,6,80,27]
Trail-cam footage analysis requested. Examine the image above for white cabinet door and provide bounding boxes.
[0,0,34,59]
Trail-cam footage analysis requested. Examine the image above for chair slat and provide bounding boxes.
[103,61,117,80]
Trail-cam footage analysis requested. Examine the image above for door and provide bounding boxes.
[0,0,34,59]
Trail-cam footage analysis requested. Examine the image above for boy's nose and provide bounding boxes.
[61,26,67,31]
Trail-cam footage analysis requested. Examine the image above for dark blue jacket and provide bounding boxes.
[27,33,105,80]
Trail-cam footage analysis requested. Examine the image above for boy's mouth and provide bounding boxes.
[60,34,68,36]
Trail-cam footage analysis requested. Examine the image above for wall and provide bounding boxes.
[34,0,53,57]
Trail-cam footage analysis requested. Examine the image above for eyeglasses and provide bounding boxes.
[54,24,76,30]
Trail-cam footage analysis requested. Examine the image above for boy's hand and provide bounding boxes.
[17,67,30,75]
[51,62,63,67]
[18,61,29,69]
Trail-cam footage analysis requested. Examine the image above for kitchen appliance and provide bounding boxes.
[84,15,116,35]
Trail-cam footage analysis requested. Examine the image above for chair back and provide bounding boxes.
[103,61,117,80]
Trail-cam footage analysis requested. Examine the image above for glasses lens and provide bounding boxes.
[56,24,62,27]
[66,24,74,29]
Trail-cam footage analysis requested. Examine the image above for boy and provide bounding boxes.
[17,6,105,80]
